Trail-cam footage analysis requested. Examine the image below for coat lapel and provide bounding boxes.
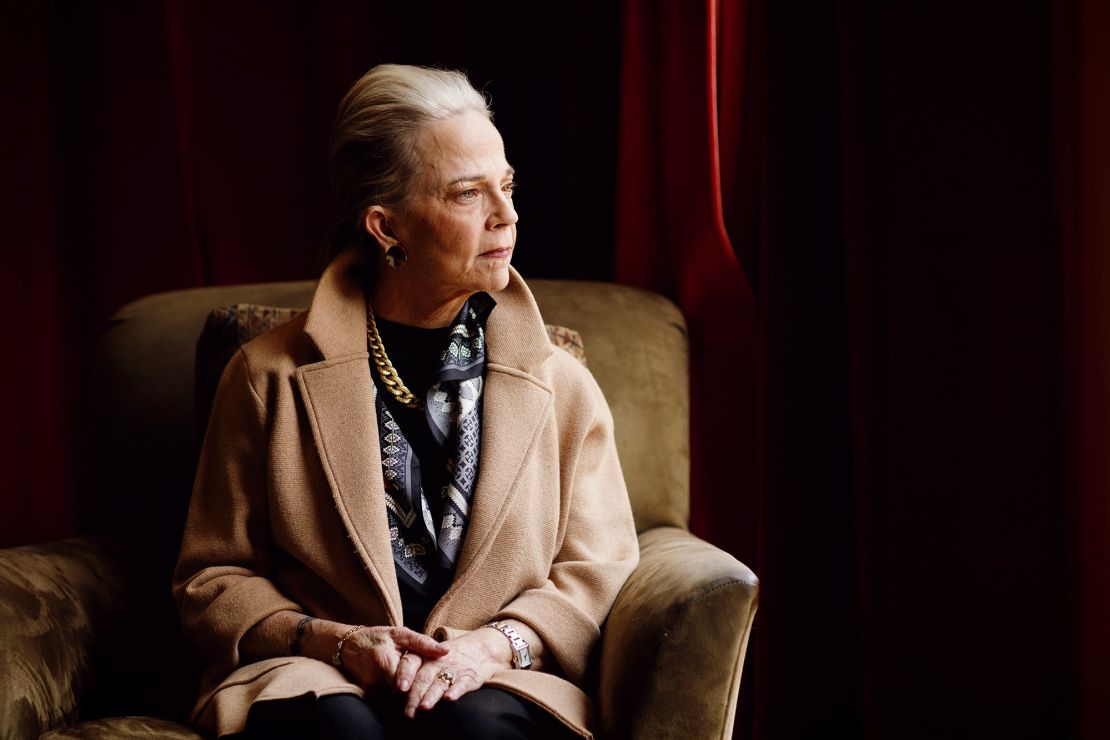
[448,366,552,580]
[295,358,402,626]
[430,265,556,619]
[296,247,401,623]
[297,245,555,629]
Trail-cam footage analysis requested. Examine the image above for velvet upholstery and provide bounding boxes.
[0,277,756,739]
[0,538,127,738]
[599,527,758,740]
[39,717,203,740]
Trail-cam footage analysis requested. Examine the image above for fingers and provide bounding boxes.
[442,669,479,702]
[404,660,446,718]
[405,663,480,717]
[392,627,449,658]
[389,625,448,694]
[415,670,450,715]
[394,650,422,692]
[378,644,401,682]
[404,661,455,718]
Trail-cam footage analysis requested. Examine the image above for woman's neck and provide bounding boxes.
[370,271,471,329]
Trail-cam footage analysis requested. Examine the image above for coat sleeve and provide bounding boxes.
[490,365,640,685]
[171,347,301,677]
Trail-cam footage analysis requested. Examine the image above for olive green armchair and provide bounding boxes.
[0,277,758,739]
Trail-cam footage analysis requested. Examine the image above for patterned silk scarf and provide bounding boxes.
[370,293,493,595]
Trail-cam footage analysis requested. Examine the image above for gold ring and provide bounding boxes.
[436,670,455,687]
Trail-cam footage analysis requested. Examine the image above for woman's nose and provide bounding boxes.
[489,190,519,229]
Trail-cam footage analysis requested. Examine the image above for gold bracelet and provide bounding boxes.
[332,625,366,669]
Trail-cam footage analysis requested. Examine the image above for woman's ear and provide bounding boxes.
[362,206,399,253]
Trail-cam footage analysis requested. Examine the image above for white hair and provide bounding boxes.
[326,63,493,257]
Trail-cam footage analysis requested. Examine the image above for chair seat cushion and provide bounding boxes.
[40,716,202,739]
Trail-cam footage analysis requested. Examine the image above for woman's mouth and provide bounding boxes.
[480,247,513,259]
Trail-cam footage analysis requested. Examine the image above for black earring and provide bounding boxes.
[385,243,408,268]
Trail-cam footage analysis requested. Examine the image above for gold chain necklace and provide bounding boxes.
[366,303,424,409]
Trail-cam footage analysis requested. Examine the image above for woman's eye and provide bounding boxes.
[503,182,517,196]
[457,189,479,201]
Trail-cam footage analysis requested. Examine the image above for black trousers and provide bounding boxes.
[224,687,577,740]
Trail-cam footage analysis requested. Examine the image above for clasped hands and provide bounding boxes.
[338,625,513,718]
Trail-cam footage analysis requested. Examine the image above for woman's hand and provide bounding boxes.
[396,627,514,718]
[241,611,450,694]
[338,625,450,692]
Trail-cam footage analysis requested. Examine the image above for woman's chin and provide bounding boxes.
[491,266,512,291]
[475,261,512,293]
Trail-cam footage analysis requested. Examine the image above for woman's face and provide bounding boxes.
[387,109,518,297]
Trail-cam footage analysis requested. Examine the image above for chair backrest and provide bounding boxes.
[527,279,690,532]
[82,276,690,717]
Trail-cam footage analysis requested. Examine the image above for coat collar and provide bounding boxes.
[303,245,554,372]
[296,245,555,629]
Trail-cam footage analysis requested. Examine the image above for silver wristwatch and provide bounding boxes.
[485,621,533,670]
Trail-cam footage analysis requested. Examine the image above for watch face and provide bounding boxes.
[519,646,533,669]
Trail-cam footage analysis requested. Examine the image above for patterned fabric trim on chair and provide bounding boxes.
[193,304,303,443]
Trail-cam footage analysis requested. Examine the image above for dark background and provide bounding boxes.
[3,1,1108,738]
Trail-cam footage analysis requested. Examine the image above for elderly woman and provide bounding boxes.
[172,64,639,739]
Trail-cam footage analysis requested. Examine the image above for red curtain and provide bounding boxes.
[617,1,1109,739]
[0,5,80,549]
[6,1,1110,736]
[616,0,758,559]
[0,2,313,549]
[616,5,759,734]
[0,0,624,550]
[1058,0,1110,735]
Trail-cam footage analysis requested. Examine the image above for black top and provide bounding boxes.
[370,315,455,632]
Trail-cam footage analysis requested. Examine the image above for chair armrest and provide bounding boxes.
[0,536,128,738]
[598,526,759,740]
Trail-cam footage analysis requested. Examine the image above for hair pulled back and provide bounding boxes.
[324,64,492,262]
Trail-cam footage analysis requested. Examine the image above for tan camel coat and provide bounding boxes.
[171,246,640,738]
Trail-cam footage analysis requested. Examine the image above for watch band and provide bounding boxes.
[484,621,533,670]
